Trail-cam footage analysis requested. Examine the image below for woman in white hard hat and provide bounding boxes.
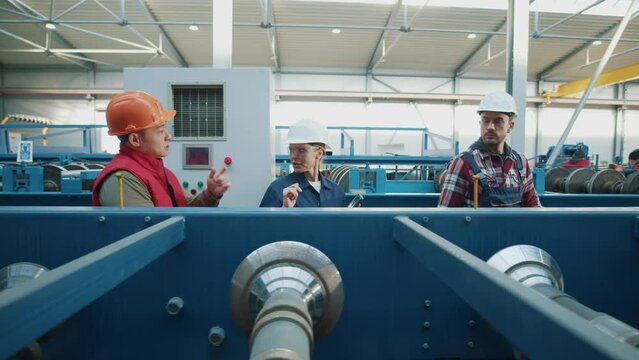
[438,91,541,208]
[260,119,345,207]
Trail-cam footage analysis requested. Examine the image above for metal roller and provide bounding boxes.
[587,169,625,194]
[326,165,345,183]
[0,262,50,360]
[328,165,356,193]
[230,241,344,360]
[63,163,89,171]
[622,171,639,194]
[84,163,105,170]
[488,245,639,349]
[0,262,49,291]
[544,167,570,193]
[564,168,595,194]
[434,169,447,193]
[43,164,65,192]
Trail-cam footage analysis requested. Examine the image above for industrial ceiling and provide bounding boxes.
[0,0,638,81]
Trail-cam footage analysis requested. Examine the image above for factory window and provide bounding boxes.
[171,85,224,139]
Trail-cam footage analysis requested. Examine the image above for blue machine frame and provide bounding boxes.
[0,207,638,359]
[2,192,638,207]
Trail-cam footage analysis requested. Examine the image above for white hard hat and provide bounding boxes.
[285,119,331,149]
[477,91,518,118]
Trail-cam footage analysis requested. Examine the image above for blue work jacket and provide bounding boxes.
[259,172,346,207]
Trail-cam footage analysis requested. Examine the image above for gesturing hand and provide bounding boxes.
[206,167,231,199]
[282,183,302,208]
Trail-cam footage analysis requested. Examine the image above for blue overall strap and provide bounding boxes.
[462,151,490,188]
[510,150,526,184]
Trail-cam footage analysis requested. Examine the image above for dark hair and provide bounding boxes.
[118,135,129,144]
[630,149,639,161]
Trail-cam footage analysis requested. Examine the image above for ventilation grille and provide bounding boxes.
[172,85,224,139]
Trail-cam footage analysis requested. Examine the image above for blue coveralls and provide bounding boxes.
[259,171,346,207]
[463,151,525,207]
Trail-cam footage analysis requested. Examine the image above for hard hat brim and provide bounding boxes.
[285,138,331,149]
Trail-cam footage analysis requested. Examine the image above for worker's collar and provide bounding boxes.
[119,144,165,171]
[291,171,334,190]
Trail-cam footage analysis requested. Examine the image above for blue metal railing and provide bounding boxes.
[393,216,639,360]
[0,216,186,359]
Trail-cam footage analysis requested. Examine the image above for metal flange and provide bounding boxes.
[587,169,625,194]
[545,167,570,193]
[486,244,564,291]
[0,262,49,291]
[622,171,639,194]
[230,241,344,341]
[564,168,595,194]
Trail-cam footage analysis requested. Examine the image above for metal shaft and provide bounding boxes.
[533,283,639,348]
[250,289,313,360]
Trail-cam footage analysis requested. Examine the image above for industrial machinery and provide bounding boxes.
[230,241,344,359]
[545,167,639,194]
[538,143,590,168]
[124,67,273,206]
[0,162,105,193]
[1,207,638,359]
[275,125,454,195]
[327,166,438,193]
[1,164,43,192]
[487,245,639,349]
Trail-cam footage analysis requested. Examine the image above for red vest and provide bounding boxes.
[92,145,187,207]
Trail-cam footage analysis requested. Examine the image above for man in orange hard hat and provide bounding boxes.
[92,90,230,207]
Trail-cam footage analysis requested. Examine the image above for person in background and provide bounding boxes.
[629,149,639,171]
[611,149,639,175]
[92,90,230,207]
[260,119,345,207]
[560,148,590,169]
[438,91,541,208]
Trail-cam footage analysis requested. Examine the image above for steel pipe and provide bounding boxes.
[488,245,639,349]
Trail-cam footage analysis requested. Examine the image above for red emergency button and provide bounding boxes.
[224,156,232,165]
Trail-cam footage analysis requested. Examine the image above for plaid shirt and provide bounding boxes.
[438,139,541,207]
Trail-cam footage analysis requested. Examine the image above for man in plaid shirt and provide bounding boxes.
[438,91,541,208]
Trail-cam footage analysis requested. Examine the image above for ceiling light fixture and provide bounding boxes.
[332,28,341,34]
[592,40,602,46]
[467,33,477,39]
[45,22,56,30]
[189,25,199,31]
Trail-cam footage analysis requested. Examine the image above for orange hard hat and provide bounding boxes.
[106,90,176,136]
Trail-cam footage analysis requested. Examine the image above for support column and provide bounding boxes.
[213,0,232,68]
[505,0,529,152]
[613,84,626,162]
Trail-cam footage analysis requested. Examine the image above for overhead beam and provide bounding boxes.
[531,0,605,38]
[132,0,188,67]
[369,1,431,73]
[543,62,639,98]
[366,0,403,75]
[538,10,639,80]
[5,0,93,69]
[455,18,506,77]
